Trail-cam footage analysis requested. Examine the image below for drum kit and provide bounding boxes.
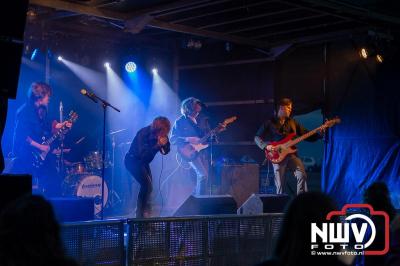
[62,150,111,215]
[62,128,126,216]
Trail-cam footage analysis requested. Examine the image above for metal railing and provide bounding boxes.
[61,214,284,266]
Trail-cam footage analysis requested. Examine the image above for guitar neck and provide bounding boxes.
[44,129,64,145]
[199,128,218,143]
[287,125,324,146]
[43,120,72,145]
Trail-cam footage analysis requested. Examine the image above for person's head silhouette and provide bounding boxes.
[0,195,77,266]
[273,192,342,266]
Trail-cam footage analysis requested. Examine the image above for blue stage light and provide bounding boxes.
[125,61,137,73]
[152,67,158,75]
[30,48,38,61]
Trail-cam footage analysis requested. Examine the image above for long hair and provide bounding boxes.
[180,97,200,116]
[151,116,171,134]
[27,82,52,103]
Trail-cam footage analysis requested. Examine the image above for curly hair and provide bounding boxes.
[27,82,52,103]
[180,97,201,116]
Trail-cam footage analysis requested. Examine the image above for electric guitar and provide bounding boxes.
[265,117,341,164]
[177,116,237,161]
[32,111,78,168]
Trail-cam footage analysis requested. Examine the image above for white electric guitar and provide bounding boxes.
[177,116,237,161]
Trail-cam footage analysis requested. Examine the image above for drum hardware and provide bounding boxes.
[66,162,86,176]
[84,150,111,172]
[108,131,124,208]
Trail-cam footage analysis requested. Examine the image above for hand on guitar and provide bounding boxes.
[55,121,73,129]
[38,144,50,153]
[266,145,275,152]
[185,136,201,144]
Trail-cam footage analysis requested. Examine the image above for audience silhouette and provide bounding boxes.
[0,194,78,266]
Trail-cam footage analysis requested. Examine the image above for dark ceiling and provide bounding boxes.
[27,0,400,52]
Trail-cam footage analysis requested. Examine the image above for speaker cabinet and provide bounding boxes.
[219,163,259,207]
[0,174,32,211]
[174,195,237,216]
[238,194,290,215]
[48,197,94,222]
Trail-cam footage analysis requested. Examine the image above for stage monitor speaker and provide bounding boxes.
[237,194,290,215]
[174,195,237,216]
[219,163,259,207]
[0,174,32,212]
[48,197,94,223]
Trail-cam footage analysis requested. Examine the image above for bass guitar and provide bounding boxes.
[265,117,340,164]
[32,111,78,168]
[178,116,237,161]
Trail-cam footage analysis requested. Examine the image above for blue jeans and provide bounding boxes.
[189,152,209,196]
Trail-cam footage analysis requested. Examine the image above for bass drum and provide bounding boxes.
[74,175,108,215]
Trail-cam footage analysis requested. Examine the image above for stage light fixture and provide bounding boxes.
[376,54,384,63]
[104,62,110,68]
[57,56,63,61]
[30,48,38,61]
[152,68,158,74]
[125,61,137,73]
[359,47,368,59]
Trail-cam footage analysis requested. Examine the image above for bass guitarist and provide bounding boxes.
[12,82,72,196]
[170,97,213,196]
[254,98,323,195]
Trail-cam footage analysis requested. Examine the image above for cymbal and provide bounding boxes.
[108,128,127,135]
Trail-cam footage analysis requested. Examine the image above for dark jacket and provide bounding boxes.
[255,116,321,143]
[125,126,170,164]
[170,115,207,146]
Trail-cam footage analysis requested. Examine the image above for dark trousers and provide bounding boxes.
[12,154,61,197]
[125,155,153,218]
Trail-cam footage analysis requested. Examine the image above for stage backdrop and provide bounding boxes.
[276,40,400,208]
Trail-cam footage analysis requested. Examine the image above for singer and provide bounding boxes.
[124,116,171,218]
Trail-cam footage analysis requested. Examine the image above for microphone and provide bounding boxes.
[80,89,98,103]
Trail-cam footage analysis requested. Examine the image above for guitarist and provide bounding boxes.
[170,97,212,196]
[12,82,71,196]
[254,98,322,195]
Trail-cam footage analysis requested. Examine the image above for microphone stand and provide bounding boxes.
[59,102,65,179]
[87,92,120,220]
